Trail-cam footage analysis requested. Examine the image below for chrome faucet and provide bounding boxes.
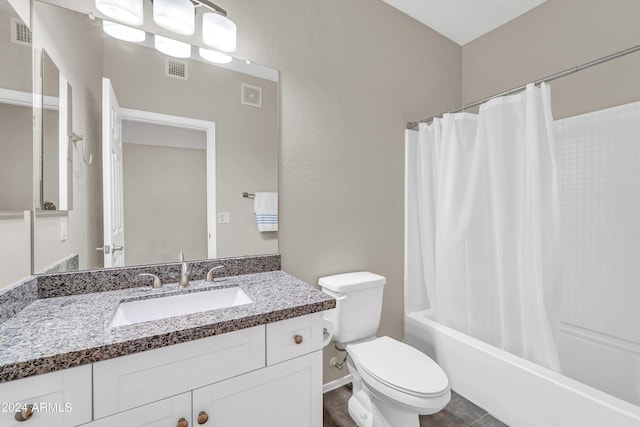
[205,265,225,282]
[178,251,189,287]
[139,273,162,289]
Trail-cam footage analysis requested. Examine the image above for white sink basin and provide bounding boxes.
[110,286,253,328]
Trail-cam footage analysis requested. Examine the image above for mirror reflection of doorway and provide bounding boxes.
[122,120,209,266]
[101,78,216,268]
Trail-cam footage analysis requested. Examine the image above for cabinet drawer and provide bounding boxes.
[0,365,92,427]
[266,312,323,365]
[81,392,191,427]
[93,325,265,419]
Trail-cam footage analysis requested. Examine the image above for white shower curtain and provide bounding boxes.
[405,83,562,371]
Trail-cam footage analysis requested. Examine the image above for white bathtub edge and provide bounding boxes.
[405,310,640,427]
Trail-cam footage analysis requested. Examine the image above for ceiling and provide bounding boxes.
[380,0,546,46]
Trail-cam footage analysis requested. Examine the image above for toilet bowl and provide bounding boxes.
[320,272,450,427]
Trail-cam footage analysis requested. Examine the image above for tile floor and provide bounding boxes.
[323,384,508,427]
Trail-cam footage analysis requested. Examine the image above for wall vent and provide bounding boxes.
[241,83,262,108]
[165,58,188,80]
[10,17,32,46]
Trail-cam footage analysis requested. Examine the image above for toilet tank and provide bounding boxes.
[319,272,386,344]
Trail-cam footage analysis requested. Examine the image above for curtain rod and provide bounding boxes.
[407,43,640,130]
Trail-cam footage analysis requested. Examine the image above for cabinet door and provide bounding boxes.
[0,365,91,427]
[192,351,322,427]
[80,393,191,427]
[93,325,265,419]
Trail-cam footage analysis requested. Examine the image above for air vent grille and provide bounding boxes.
[241,83,263,108]
[11,18,32,46]
[165,59,188,80]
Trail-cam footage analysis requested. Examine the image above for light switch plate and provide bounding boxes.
[218,212,231,224]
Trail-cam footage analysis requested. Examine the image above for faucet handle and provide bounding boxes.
[205,265,225,282]
[139,273,162,289]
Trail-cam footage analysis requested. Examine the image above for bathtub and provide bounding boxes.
[405,310,640,427]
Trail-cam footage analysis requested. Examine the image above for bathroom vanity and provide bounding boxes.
[0,269,335,427]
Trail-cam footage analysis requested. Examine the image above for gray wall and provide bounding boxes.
[231,0,462,383]
[461,0,640,119]
[123,142,207,266]
[0,4,30,93]
[0,104,32,211]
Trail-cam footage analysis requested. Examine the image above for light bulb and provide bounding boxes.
[199,47,232,64]
[103,21,145,42]
[154,35,191,58]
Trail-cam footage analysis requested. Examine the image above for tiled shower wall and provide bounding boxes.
[555,101,640,345]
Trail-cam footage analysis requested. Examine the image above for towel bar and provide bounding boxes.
[243,192,255,199]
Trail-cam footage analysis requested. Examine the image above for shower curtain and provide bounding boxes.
[405,83,562,371]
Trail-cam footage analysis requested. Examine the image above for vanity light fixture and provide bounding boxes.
[202,11,236,53]
[95,0,143,26]
[155,35,191,58]
[96,0,237,59]
[198,47,232,64]
[153,0,195,35]
[102,20,146,42]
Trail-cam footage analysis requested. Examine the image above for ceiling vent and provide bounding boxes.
[165,58,188,80]
[10,17,32,46]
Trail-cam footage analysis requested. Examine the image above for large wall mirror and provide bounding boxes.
[0,0,33,287]
[24,0,277,281]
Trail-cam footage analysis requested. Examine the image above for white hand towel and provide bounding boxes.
[254,192,278,232]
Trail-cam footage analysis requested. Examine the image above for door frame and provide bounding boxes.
[119,108,217,259]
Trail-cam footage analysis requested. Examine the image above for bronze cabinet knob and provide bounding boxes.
[14,404,34,422]
[294,334,303,344]
[177,417,189,427]
[197,411,209,424]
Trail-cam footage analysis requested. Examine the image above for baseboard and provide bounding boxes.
[323,374,352,393]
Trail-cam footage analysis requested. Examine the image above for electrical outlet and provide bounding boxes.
[60,217,67,242]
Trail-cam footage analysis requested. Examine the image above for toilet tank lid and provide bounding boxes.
[318,271,386,292]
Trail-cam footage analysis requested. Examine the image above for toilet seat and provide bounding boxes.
[347,337,449,404]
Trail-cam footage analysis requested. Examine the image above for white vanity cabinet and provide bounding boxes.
[192,351,322,427]
[92,325,266,419]
[78,393,191,427]
[0,365,92,427]
[85,312,324,427]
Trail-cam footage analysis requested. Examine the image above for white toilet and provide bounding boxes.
[320,272,450,427]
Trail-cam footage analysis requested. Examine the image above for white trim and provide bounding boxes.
[58,75,69,210]
[0,88,31,106]
[0,87,57,110]
[560,322,640,356]
[323,374,352,394]
[119,108,217,259]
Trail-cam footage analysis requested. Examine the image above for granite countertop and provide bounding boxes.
[0,270,335,383]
